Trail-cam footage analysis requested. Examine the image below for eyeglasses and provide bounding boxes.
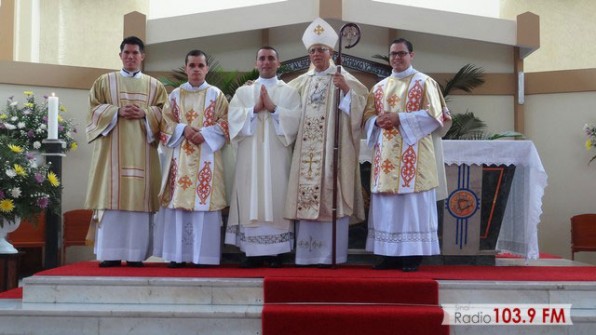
[308,47,330,54]
[389,51,410,57]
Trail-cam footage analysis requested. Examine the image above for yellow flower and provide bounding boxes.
[24,102,34,108]
[48,171,60,187]
[60,105,66,112]
[58,115,64,122]
[586,139,593,151]
[13,164,26,176]
[24,91,33,96]
[8,144,23,153]
[0,199,15,213]
[0,114,7,120]
[70,142,78,151]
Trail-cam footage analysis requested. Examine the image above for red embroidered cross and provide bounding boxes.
[381,159,395,174]
[177,175,192,190]
[186,109,198,123]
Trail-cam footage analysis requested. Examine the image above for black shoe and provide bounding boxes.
[373,256,401,270]
[401,256,422,272]
[127,261,144,267]
[265,255,283,268]
[316,263,332,269]
[168,262,185,268]
[99,260,121,268]
[240,256,263,268]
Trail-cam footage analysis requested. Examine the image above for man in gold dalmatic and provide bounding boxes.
[85,36,168,267]
[285,18,368,266]
[153,50,229,268]
[363,38,451,272]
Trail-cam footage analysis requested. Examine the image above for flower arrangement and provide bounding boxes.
[0,135,62,227]
[584,124,596,164]
[0,91,78,152]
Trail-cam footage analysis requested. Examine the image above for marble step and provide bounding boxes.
[22,276,264,306]
[438,280,596,309]
[0,299,261,335]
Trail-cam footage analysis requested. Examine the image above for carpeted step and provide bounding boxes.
[0,287,22,299]
[262,303,448,335]
[264,276,438,305]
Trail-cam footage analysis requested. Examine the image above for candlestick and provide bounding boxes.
[47,93,59,140]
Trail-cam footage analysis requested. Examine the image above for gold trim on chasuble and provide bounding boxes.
[296,75,331,219]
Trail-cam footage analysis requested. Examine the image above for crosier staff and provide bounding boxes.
[331,23,361,267]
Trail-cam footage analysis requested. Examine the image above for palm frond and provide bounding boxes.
[441,64,485,97]
[443,112,486,140]
[487,131,525,140]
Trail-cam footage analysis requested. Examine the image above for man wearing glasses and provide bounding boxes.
[285,18,368,267]
[362,38,451,271]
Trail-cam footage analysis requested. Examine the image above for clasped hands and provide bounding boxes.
[375,113,400,130]
[183,125,205,145]
[254,85,276,113]
[118,104,146,120]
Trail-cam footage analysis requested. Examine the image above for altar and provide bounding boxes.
[359,140,547,260]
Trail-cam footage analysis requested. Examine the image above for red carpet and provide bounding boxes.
[262,276,447,335]
[0,287,22,299]
[34,261,596,281]
[264,276,438,304]
[263,304,447,335]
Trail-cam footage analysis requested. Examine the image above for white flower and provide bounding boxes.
[33,141,41,149]
[10,188,22,198]
[4,123,16,130]
[17,122,26,129]
[10,116,18,122]
[9,101,18,107]
[6,169,17,178]
[23,109,32,115]
[40,124,47,130]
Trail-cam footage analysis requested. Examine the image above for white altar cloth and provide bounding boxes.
[359,139,547,260]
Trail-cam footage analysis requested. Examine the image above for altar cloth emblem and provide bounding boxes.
[443,164,482,255]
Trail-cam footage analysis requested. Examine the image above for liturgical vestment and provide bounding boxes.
[225,77,301,256]
[85,70,167,261]
[153,82,229,265]
[285,65,367,265]
[363,66,451,257]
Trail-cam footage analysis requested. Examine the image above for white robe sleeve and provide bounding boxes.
[364,116,381,148]
[339,91,351,116]
[399,110,441,146]
[237,109,257,137]
[200,124,226,152]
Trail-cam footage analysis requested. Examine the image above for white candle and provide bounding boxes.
[47,93,59,140]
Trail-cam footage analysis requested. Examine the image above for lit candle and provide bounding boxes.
[47,93,59,140]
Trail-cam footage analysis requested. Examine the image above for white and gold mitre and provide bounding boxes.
[302,17,338,50]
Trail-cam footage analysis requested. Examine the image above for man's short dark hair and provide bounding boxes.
[120,36,145,53]
[256,46,279,60]
[185,49,209,65]
[391,38,413,53]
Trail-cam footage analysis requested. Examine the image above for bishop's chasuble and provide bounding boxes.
[85,70,167,262]
[285,65,367,265]
[225,77,301,257]
[363,67,451,257]
[153,82,229,265]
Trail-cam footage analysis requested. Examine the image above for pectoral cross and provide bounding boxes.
[302,152,319,176]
